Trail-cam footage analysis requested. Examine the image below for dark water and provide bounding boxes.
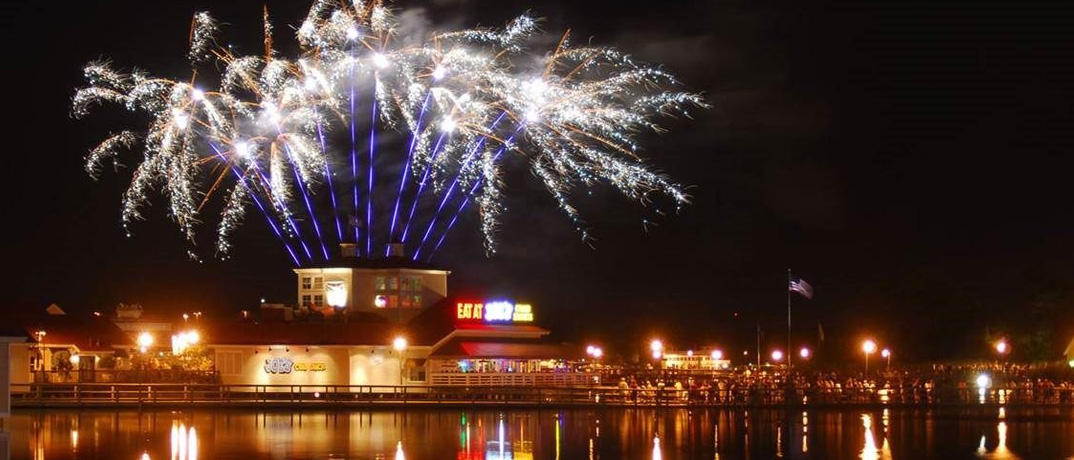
[3,406,1073,459]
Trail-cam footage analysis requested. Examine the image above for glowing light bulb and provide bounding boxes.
[711,349,723,360]
[863,340,877,354]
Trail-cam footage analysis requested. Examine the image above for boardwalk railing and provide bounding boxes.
[11,383,1074,408]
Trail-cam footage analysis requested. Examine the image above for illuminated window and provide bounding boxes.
[313,295,324,307]
[373,295,399,308]
[301,294,312,306]
[313,277,323,290]
[375,277,386,291]
[301,277,312,290]
[388,277,399,290]
[402,294,422,308]
[402,277,422,292]
[406,360,426,381]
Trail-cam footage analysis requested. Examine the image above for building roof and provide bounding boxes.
[204,316,404,346]
[429,337,579,359]
[406,298,550,348]
[16,313,133,352]
[297,255,448,272]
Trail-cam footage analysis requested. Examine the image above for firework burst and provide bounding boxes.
[74,0,705,265]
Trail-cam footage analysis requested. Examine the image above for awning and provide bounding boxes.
[430,338,578,359]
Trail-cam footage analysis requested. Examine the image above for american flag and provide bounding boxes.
[789,277,814,299]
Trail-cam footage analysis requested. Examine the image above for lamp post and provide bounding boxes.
[33,330,46,374]
[650,339,664,360]
[881,348,891,370]
[393,336,408,387]
[771,350,784,364]
[137,332,154,354]
[862,340,877,375]
[994,340,1010,357]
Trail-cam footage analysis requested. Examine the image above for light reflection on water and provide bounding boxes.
[3,407,1074,460]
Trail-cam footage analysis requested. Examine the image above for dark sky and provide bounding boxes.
[3,0,1073,362]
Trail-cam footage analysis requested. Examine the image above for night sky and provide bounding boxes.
[3,0,1073,362]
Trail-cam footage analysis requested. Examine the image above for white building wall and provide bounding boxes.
[7,343,30,387]
[347,347,403,388]
[213,345,424,390]
[215,345,351,389]
[1,338,27,417]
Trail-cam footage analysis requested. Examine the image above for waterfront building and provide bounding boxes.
[660,349,731,371]
[208,244,587,388]
[5,244,590,389]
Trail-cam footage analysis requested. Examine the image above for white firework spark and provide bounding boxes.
[74,0,705,263]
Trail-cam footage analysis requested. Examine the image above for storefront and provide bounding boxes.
[207,320,424,390]
[420,300,594,387]
[209,297,593,388]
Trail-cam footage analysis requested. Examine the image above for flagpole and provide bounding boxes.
[787,268,792,370]
[756,320,761,369]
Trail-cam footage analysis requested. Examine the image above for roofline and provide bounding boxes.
[207,342,433,349]
[429,326,549,354]
[292,267,451,275]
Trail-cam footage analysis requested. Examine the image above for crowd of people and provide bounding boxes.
[601,362,1074,405]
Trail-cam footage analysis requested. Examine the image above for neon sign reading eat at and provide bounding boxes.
[456,301,534,323]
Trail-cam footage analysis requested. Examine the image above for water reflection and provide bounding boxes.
[169,421,197,460]
[976,407,1020,460]
[5,407,1074,459]
[860,414,892,460]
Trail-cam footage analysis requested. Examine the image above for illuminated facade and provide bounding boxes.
[210,246,589,388]
[660,350,731,371]
[292,244,449,323]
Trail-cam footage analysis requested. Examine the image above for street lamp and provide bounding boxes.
[862,340,877,374]
[881,348,892,370]
[33,330,46,372]
[586,345,603,359]
[137,331,154,353]
[393,336,408,386]
[995,340,1010,356]
[771,350,784,363]
[650,339,664,360]
[711,349,723,361]
[799,347,811,360]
